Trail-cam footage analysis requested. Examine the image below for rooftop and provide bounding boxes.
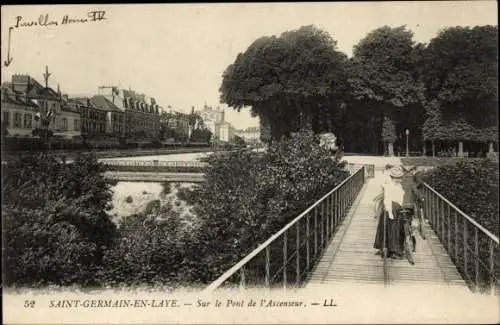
[90,95,123,113]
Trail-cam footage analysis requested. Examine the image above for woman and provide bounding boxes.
[374,165,406,259]
[372,164,393,219]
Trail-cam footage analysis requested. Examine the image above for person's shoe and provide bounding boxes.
[374,250,382,256]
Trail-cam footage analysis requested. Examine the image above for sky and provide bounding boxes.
[1,2,497,129]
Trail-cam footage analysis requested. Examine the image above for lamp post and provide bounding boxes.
[405,129,410,157]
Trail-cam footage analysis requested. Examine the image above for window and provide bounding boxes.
[74,119,80,131]
[14,112,22,128]
[23,113,32,129]
[52,103,56,110]
[62,118,68,131]
[2,111,10,126]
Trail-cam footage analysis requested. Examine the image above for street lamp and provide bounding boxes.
[405,129,410,157]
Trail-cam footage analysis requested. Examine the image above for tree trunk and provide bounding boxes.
[489,142,494,152]
[458,141,464,158]
[422,140,426,157]
[388,142,394,157]
[432,140,435,157]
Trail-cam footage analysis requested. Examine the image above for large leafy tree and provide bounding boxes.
[2,153,118,286]
[421,25,498,143]
[346,25,425,155]
[220,25,349,141]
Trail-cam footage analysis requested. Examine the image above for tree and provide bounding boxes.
[346,25,426,155]
[32,101,57,149]
[190,128,212,143]
[421,25,498,151]
[2,153,118,286]
[232,135,246,148]
[422,25,498,127]
[220,25,349,142]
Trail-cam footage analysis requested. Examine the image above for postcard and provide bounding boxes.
[1,2,498,324]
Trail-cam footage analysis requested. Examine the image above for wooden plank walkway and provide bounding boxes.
[306,172,467,288]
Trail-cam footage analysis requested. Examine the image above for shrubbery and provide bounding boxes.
[2,153,118,287]
[422,159,499,236]
[3,131,348,288]
[100,204,199,288]
[186,131,348,282]
[422,159,499,291]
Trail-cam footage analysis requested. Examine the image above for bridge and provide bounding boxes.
[103,171,205,182]
[204,166,499,293]
[100,160,372,183]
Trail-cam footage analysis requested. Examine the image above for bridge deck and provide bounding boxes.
[306,174,467,288]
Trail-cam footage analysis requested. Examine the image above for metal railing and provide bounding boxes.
[100,160,207,168]
[421,183,499,293]
[346,163,375,178]
[204,166,368,292]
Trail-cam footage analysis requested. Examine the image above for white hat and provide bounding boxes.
[389,166,405,179]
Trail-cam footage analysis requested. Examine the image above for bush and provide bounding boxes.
[125,195,134,204]
[422,159,498,236]
[100,205,198,287]
[2,153,118,287]
[186,131,348,282]
[422,159,499,291]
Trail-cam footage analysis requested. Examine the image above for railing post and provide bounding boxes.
[314,208,318,258]
[265,246,270,288]
[440,199,445,241]
[430,192,434,227]
[489,240,495,294]
[321,201,325,246]
[296,222,300,286]
[336,189,340,225]
[454,211,458,261]
[330,193,334,234]
[334,191,338,228]
[239,267,245,290]
[283,231,287,290]
[326,195,330,239]
[474,227,479,291]
[464,220,468,279]
[447,205,452,252]
[306,214,310,271]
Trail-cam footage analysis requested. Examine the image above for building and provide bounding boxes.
[1,83,40,137]
[235,126,261,145]
[87,96,126,137]
[1,73,81,139]
[71,97,106,137]
[58,95,81,138]
[196,103,236,142]
[219,121,236,142]
[97,87,161,139]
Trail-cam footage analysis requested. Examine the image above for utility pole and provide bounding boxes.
[43,65,51,88]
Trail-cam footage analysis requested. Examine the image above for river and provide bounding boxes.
[107,152,208,223]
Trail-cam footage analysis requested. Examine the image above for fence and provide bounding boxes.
[346,163,375,178]
[421,183,499,293]
[100,160,207,168]
[204,166,367,292]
